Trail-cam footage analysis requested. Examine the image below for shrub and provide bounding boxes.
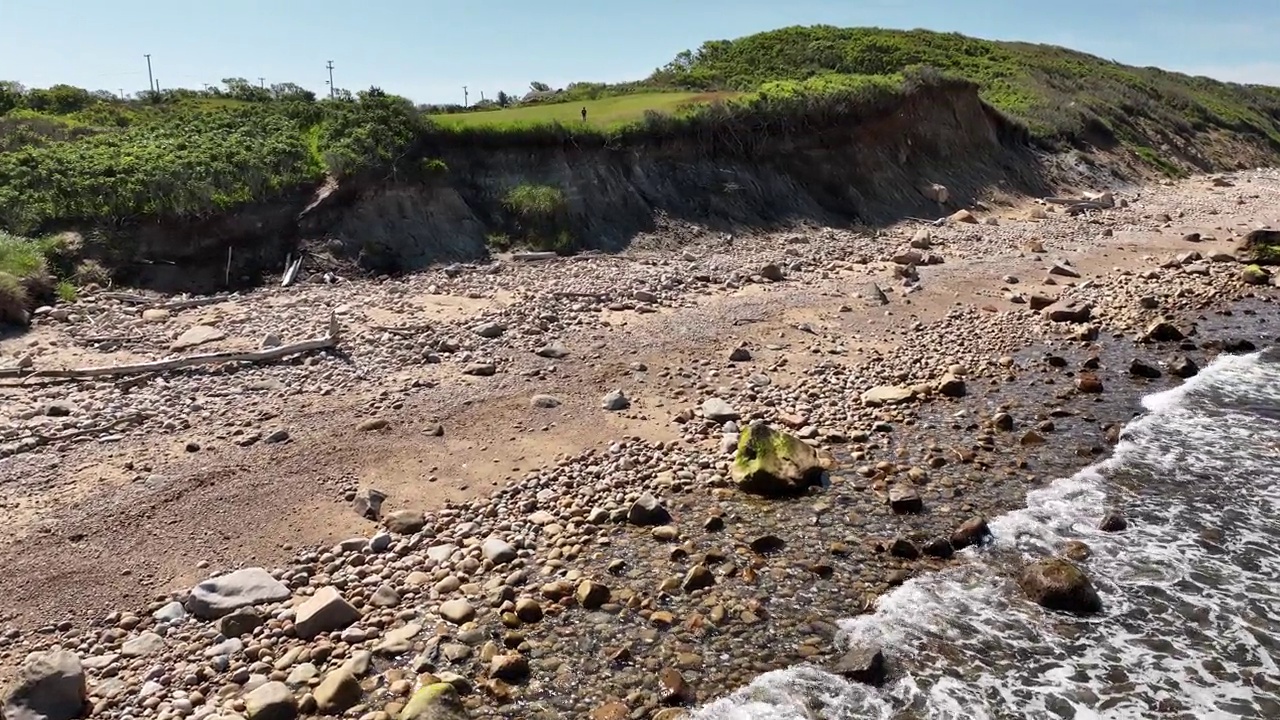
[503,184,567,217]
[72,259,111,286]
[56,280,77,302]
[0,272,29,326]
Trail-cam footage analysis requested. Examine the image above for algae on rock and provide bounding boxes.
[730,421,831,496]
[399,682,469,720]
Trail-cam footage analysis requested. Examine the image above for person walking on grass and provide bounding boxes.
[581,106,587,122]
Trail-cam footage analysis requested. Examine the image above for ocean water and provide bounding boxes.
[694,348,1280,720]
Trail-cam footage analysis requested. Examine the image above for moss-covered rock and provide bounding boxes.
[399,683,469,720]
[1241,264,1270,285]
[1017,557,1102,614]
[1237,228,1280,265]
[730,422,831,496]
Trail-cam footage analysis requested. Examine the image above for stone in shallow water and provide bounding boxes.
[1017,557,1102,614]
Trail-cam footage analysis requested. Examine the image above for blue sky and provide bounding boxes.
[1,0,1277,104]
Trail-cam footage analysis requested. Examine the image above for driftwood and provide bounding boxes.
[25,413,146,448]
[552,291,609,301]
[1,313,339,382]
[370,323,431,338]
[98,292,236,311]
[512,251,558,262]
[281,255,303,287]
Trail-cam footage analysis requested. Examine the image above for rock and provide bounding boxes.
[919,183,949,204]
[729,422,828,496]
[186,567,291,619]
[1,649,86,720]
[1128,358,1162,379]
[892,249,924,266]
[860,385,914,406]
[463,362,496,376]
[681,565,716,593]
[439,599,476,625]
[1182,232,1202,243]
[399,683,469,720]
[1017,557,1103,614]
[922,538,955,559]
[170,325,226,352]
[384,509,426,534]
[141,308,170,323]
[627,493,671,526]
[728,346,752,362]
[294,587,361,639]
[748,535,786,555]
[1241,264,1270,285]
[356,417,389,432]
[1075,375,1104,394]
[657,668,695,705]
[951,516,991,550]
[1042,299,1092,323]
[1236,228,1280,265]
[489,654,529,683]
[758,264,784,281]
[863,283,889,306]
[936,373,966,398]
[1048,262,1080,278]
[1142,320,1184,343]
[515,598,543,623]
[263,428,290,444]
[600,390,630,411]
[215,609,263,637]
[832,646,887,686]
[1099,511,1128,532]
[700,398,739,422]
[152,601,186,623]
[472,322,506,338]
[482,537,518,564]
[244,682,297,720]
[591,702,630,720]
[888,483,923,514]
[530,394,561,408]
[948,209,977,224]
[313,669,361,713]
[535,342,569,359]
[261,332,282,349]
[1062,541,1092,562]
[889,537,919,559]
[120,631,164,657]
[1028,293,1057,311]
[353,488,388,521]
[576,581,611,609]
[633,289,659,303]
[1169,355,1200,378]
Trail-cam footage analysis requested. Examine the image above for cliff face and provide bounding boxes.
[97,83,1051,291]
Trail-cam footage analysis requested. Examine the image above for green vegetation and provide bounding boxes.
[0,231,56,324]
[429,91,739,129]
[501,184,574,251]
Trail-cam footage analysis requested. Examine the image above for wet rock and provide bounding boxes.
[187,567,291,619]
[951,516,992,550]
[627,493,671,526]
[888,483,923,514]
[936,374,966,398]
[489,654,529,683]
[748,535,786,555]
[729,422,828,496]
[889,537,919,559]
[399,683,468,720]
[1,649,86,720]
[591,701,630,720]
[576,580,611,609]
[244,682,297,720]
[1075,375,1104,394]
[1142,320,1184,343]
[1236,228,1280,265]
[294,587,360,639]
[1128,358,1162,379]
[682,565,716,593]
[217,610,264,637]
[1099,511,1128,532]
[1169,356,1200,378]
[921,538,955,559]
[1017,557,1103,614]
[832,645,887,686]
[1062,541,1092,562]
[657,668,695,705]
[1224,338,1257,354]
[1042,299,1092,323]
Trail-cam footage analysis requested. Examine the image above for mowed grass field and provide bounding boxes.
[428,91,742,129]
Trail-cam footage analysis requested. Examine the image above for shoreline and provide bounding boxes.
[2,170,1278,718]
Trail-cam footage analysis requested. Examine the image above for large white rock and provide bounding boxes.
[1,649,86,720]
[186,567,291,620]
[293,587,360,639]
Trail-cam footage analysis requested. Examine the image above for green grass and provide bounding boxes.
[429,91,741,129]
[503,184,567,215]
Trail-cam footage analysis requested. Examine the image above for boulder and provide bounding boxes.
[1017,557,1103,614]
[951,516,991,549]
[1,649,86,720]
[293,587,360,639]
[1141,320,1184,343]
[384,509,426,534]
[399,683,469,720]
[244,682,296,720]
[1042,299,1092,323]
[482,537,517,565]
[832,645,887,686]
[860,385,914,407]
[186,568,291,620]
[700,398,739,422]
[919,183,949,204]
[600,390,630,411]
[729,422,830,496]
[627,493,671,526]
[313,669,361,714]
[1241,264,1270,285]
[1237,228,1280,265]
[948,209,977,224]
[353,488,388,521]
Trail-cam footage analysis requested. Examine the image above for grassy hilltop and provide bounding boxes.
[0,25,1279,318]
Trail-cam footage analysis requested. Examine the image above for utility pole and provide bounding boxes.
[118,88,125,100]
[259,77,265,88]
[326,60,335,99]
[144,54,154,93]
[463,85,468,107]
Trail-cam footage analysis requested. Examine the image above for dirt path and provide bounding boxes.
[0,170,1274,636]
